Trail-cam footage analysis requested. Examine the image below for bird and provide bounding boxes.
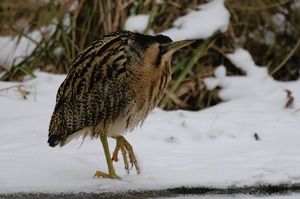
[48,30,194,179]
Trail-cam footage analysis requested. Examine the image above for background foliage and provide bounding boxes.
[0,0,299,110]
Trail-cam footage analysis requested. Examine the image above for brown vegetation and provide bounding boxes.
[0,0,298,110]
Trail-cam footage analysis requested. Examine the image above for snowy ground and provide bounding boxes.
[1,0,300,196]
[0,49,300,194]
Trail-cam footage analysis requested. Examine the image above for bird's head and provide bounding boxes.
[131,33,195,70]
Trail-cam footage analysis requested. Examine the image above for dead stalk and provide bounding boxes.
[0,85,27,99]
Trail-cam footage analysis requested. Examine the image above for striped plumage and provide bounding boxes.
[48,30,194,178]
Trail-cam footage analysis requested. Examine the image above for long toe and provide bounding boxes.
[124,141,140,174]
[114,136,140,174]
[94,170,121,179]
[112,139,130,173]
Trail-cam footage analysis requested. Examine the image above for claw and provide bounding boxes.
[94,170,121,179]
[112,136,141,174]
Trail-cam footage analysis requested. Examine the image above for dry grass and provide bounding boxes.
[226,0,300,81]
[0,85,28,99]
[0,0,299,110]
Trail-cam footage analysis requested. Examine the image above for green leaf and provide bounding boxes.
[14,66,36,78]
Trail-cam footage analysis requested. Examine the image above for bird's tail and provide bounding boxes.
[48,134,63,147]
[48,111,64,147]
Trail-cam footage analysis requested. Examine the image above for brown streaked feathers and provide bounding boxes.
[48,30,180,147]
[48,30,194,178]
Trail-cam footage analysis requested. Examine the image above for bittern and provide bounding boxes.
[48,30,194,179]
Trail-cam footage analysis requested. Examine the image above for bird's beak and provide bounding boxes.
[165,40,195,53]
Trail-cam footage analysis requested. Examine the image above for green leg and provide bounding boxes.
[94,133,120,179]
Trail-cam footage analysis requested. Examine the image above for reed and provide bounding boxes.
[0,0,298,110]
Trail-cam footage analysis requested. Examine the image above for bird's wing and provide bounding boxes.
[48,32,135,146]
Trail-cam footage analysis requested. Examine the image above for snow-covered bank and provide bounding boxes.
[1,0,300,195]
[0,63,299,194]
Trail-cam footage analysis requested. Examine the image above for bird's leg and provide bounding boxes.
[112,136,140,174]
[94,133,121,179]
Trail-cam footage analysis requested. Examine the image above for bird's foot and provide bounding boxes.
[112,136,140,174]
[93,170,121,179]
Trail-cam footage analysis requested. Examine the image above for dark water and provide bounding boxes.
[1,186,300,199]
[1,193,300,199]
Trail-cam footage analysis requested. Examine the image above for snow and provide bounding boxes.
[160,0,230,41]
[125,15,150,33]
[206,48,288,102]
[124,0,230,41]
[1,54,300,194]
[0,25,56,69]
[0,32,40,69]
[1,0,300,195]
